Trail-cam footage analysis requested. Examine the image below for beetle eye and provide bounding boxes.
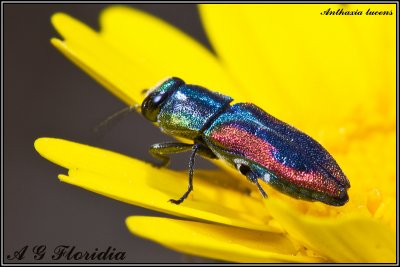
[141,91,170,122]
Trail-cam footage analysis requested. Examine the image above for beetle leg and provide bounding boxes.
[149,142,192,168]
[149,142,217,168]
[169,143,201,205]
[254,180,268,198]
[241,167,268,198]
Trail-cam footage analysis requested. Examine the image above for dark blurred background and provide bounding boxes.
[4,3,218,263]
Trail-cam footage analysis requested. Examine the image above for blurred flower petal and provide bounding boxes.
[51,8,242,107]
[199,4,396,140]
[267,199,396,262]
[51,13,144,105]
[99,6,240,99]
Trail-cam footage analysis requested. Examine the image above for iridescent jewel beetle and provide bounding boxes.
[141,77,350,206]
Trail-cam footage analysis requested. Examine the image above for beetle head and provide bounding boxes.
[141,77,185,122]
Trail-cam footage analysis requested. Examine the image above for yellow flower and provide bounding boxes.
[34,4,396,263]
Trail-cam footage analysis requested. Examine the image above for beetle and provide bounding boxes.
[140,77,350,206]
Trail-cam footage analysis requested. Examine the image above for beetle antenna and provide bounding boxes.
[93,104,140,134]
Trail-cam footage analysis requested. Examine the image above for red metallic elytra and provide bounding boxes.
[141,77,350,206]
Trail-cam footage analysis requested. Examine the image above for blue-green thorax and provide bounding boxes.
[155,78,233,140]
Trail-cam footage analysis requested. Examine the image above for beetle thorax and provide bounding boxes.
[157,84,233,140]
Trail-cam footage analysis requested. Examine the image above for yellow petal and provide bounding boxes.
[199,4,396,139]
[51,13,144,105]
[267,199,396,263]
[126,216,325,263]
[99,6,241,99]
[34,137,280,232]
[334,131,396,233]
[51,7,241,107]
